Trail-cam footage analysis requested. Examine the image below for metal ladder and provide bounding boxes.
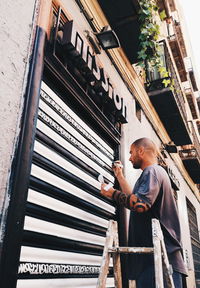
[96,219,175,288]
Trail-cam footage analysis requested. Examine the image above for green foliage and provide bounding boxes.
[159,10,167,21]
[162,78,171,87]
[158,66,169,77]
[137,0,160,64]
[137,0,173,88]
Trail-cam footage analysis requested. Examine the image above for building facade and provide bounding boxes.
[0,0,200,287]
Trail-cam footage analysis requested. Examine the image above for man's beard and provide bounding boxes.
[132,158,141,169]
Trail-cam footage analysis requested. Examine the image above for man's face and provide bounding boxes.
[129,144,142,169]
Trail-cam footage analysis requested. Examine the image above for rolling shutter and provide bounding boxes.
[17,81,117,288]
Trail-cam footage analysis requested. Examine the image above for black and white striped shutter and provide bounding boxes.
[17,81,117,288]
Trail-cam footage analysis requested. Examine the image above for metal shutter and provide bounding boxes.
[17,81,116,288]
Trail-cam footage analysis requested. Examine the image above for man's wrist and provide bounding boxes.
[112,189,121,201]
[117,174,125,182]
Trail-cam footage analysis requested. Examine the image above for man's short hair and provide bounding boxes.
[132,138,158,155]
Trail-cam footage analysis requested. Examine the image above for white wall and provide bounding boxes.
[160,153,199,287]
[177,181,197,287]
[0,0,37,242]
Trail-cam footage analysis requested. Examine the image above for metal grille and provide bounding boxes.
[186,199,200,288]
[146,41,189,130]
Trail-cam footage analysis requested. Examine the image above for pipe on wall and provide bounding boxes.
[0,1,52,287]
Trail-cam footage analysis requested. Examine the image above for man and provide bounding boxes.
[101,137,187,288]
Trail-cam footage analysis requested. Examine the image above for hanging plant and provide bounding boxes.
[137,0,172,88]
[137,0,159,66]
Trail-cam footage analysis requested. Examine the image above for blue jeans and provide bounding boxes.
[136,265,183,288]
[171,271,183,288]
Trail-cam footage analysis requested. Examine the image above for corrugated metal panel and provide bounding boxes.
[17,82,116,287]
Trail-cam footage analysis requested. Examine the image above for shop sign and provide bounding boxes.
[61,20,128,123]
[167,166,180,190]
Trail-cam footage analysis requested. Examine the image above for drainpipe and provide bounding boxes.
[0,1,52,287]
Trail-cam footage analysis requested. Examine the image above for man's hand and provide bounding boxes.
[112,160,124,179]
[100,183,115,199]
[112,160,132,195]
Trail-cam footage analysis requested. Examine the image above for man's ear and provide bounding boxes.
[138,146,145,156]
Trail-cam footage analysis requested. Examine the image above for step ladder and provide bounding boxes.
[97,219,175,288]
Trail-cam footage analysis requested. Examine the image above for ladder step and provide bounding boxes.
[108,247,154,254]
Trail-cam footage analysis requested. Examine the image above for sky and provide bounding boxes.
[180,0,200,88]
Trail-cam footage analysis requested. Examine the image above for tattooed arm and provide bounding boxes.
[100,184,150,213]
[112,190,150,213]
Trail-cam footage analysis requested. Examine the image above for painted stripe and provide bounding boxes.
[40,85,114,159]
[39,97,113,161]
[36,120,114,181]
[23,230,103,255]
[19,247,104,265]
[19,247,113,267]
[29,177,113,219]
[38,109,111,170]
[41,81,114,155]
[27,189,109,228]
[26,202,107,236]
[30,164,115,214]
[34,140,114,189]
[36,129,110,183]
[24,216,105,245]
[39,100,113,165]
[17,277,114,288]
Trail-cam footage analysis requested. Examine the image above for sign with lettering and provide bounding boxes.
[61,20,128,123]
[18,262,100,277]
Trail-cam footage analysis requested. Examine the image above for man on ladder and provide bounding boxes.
[100,138,187,288]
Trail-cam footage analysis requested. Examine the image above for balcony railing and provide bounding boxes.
[166,43,189,122]
[146,41,192,146]
[168,34,187,82]
[191,122,200,160]
[185,88,199,120]
[179,122,200,183]
[179,148,198,160]
[146,41,189,128]
[179,123,200,160]
[168,21,187,82]
[172,21,187,58]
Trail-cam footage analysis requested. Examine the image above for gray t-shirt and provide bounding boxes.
[128,164,187,279]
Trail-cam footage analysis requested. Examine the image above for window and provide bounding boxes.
[186,199,200,288]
